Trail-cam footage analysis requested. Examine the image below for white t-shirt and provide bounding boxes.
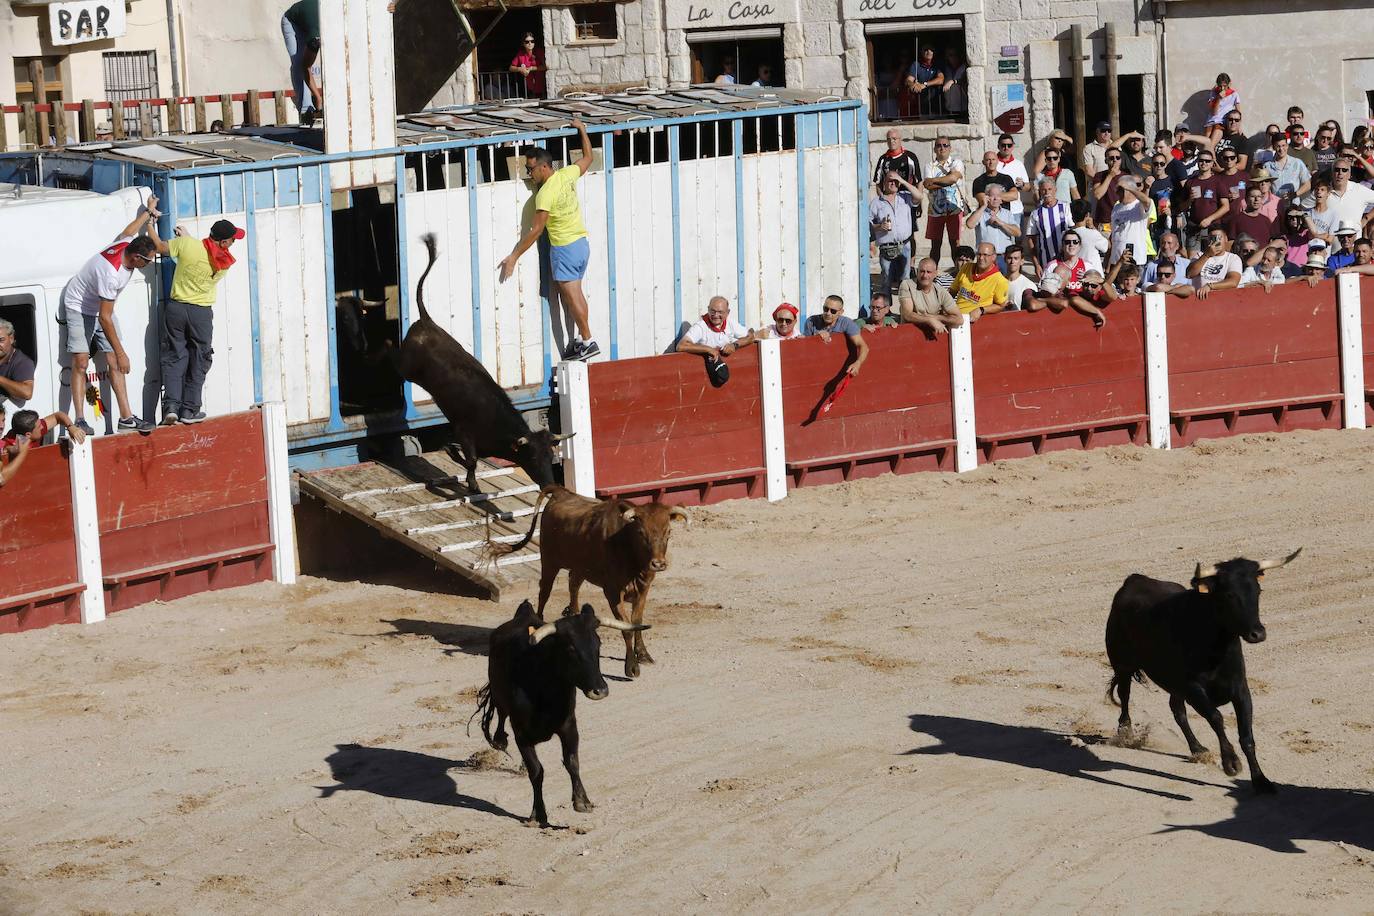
[1240,264,1286,287]
[682,316,751,350]
[1076,224,1110,273]
[1195,252,1243,289]
[62,236,136,316]
[1109,200,1150,265]
[1005,274,1037,311]
[1328,183,1374,231]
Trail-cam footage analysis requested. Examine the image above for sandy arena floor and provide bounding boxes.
[3,428,1374,914]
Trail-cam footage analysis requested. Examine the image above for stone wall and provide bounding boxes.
[543,1,667,95]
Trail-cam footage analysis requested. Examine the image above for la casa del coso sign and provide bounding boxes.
[668,0,980,29]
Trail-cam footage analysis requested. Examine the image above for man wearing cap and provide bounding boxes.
[1333,238,1374,277]
[1325,224,1360,274]
[758,302,801,340]
[148,218,244,424]
[1082,122,1114,178]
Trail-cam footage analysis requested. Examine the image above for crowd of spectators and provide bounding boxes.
[870,76,1374,328]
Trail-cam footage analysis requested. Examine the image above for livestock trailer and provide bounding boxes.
[0,86,867,468]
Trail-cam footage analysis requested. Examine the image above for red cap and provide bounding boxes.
[773,302,798,320]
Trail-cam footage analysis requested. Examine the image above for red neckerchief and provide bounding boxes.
[203,238,236,273]
[702,313,726,333]
[997,153,1015,164]
[971,264,1001,282]
[100,241,130,270]
[1042,165,1061,178]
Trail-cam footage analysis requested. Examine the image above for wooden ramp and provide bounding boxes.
[297,451,545,599]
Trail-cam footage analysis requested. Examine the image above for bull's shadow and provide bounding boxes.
[318,743,521,821]
[1159,782,1374,854]
[907,714,1226,802]
[379,618,492,657]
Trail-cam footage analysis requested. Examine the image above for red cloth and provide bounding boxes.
[203,238,236,272]
[100,241,130,269]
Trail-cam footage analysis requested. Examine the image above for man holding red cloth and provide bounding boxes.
[148,219,244,424]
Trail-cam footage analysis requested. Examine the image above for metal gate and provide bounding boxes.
[102,51,160,136]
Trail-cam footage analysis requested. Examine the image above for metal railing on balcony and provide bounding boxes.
[476,71,544,102]
[870,86,967,125]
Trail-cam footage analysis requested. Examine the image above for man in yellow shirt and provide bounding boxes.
[148,218,243,424]
[949,241,1010,322]
[498,117,599,361]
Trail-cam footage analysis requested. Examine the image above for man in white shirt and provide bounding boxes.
[1002,245,1037,311]
[1082,121,1113,180]
[1186,227,1244,298]
[1327,155,1374,233]
[1108,177,1152,269]
[994,132,1029,200]
[1239,246,1288,291]
[677,296,753,360]
[62,195,161,435]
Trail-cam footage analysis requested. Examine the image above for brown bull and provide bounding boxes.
[492,486,688,678]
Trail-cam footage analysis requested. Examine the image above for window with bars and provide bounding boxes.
[572,6,617,42]
[102,50,160,136]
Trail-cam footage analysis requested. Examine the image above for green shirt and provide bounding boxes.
[284,0,321,42]
[534,164,588,248]
[168,236,230,306]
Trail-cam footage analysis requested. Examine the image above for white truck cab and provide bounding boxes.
[0,183,158,435]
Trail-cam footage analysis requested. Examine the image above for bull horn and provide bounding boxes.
[669,506,690,526]
[1257,547,1302,572]
[622,507,637,522]
[528,622,558,645]
[596,615,649,633]
[551,432,576,442]
[1193,562,1218,582]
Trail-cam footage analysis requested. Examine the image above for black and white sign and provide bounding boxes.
[667,0,799,30]
[841,0,981,19]
[49,0,127,47]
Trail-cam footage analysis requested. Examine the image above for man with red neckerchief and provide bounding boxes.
[676,296,754,385]
[949,242,1009,322]
[146,218,244,425]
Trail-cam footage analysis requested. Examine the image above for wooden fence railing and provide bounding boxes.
[0,90,297,151]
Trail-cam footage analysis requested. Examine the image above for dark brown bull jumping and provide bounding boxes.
[492,486,688,678]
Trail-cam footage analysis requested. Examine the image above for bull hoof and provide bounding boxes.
[524,814,550,828]
[492,734,508,752]
[637,649,655,665]
[1222,753,1243,777]
[1115,723,1133,739]
[625,660,640,679]
[573,796,594,813]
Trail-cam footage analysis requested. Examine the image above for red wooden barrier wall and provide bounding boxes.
[781,327,954,487]
[590,350,766,506]
[93,412,274,612]
[1166,287,1343,447]
[971,304,1149,462]
[0,445,82,634]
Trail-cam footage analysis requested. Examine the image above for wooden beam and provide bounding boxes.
[274,90,288,126]
[28,60,49,146]
[244,89,261,127]
[138,100,153,138]
[1105,21,1120,136]
[219,91,233,129]
[1069,24,1087,158]
[53,101,68,145]
[193,95,207,132]
[21,102,38,147]
[166,97,182,133]
[111,102,126,140]
[79,98,96,141]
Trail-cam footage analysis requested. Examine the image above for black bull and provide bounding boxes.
[1105,548,1301,794]
[472,600,646,826]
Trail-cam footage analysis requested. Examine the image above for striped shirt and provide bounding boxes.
[1027,202,1071,269]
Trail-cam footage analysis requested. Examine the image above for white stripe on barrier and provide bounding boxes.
[949,323,977,472]
[757,338,788,501]
[1143,291,1172,448]
[261,401,298,585]
[557,360,597,497]
[68,436,105,624]
[1337,274,1366,431]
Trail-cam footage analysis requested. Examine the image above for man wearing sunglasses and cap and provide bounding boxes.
[61,192,162,435]
[145,218,245,424]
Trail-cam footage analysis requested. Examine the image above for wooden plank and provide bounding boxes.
[220,92,234,129]
[274,90,289,126]
[28,60,49,147]
[194,96,207,132]
[0,104,8,151]
[245,89,262,127]
[80,99,96,141]
[111,102,126,140]
[53,102,68,146]
[21,102,37,147]
[166,97,182,133]
[138,101,153,139]
[372,484,541,518]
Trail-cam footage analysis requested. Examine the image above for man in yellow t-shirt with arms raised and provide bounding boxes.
[147,218,244,424]
[499,117,599,361]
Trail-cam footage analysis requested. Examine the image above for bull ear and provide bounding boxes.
[512,435,530,451]
[622,507,637,522]
[669,507,690,527]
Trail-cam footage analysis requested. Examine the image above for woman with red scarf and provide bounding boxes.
[146,218,244,425]
[510,33,546,99]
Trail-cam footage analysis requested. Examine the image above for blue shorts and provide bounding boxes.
[550,237,590,282]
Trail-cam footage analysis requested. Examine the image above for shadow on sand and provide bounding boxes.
[1158,782,1374,854]
[318,743,522,822]
[378,618,492,657]
[906,713,1225,802]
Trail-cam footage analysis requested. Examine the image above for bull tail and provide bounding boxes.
[482,486,554,562]
[1105,669,1146,707]
[467,683,507,751]
[416,233,439,323]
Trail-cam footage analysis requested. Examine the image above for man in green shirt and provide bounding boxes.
[281,0,323,120]
[499,118,599,361]
[148,219,244,424]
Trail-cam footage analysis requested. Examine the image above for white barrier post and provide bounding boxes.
[949,322,977,472]
[67,437,105,624]
[556,360,597,497]
[757,338,787,501]
[260,401,297,585]
[1336,274,1366,431]
[1143,291,1172,448]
